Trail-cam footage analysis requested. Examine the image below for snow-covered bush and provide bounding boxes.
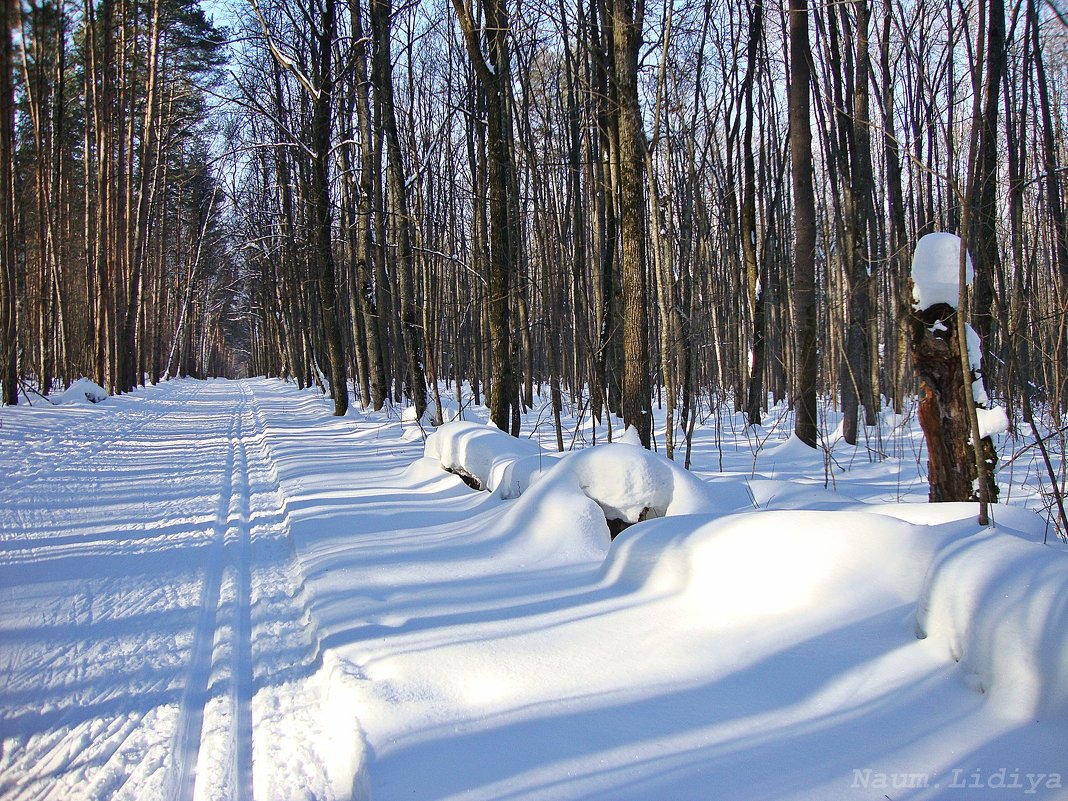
[599,510,938,609]
[488,434,750,565]
[427,421,750,564]
[424,420,550,496]
[51,378,109,404]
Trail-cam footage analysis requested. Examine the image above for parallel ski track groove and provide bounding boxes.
[229,383,255,801]
[170,386,247,801]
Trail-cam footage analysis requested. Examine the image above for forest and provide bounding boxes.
[0,0,1066,463]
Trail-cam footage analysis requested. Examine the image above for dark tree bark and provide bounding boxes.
[840,0,876,445]
[311,0,349,416]
[742,0,766,427]
[880,0,911,414]
[0,0,15,405]
[911,302,998,504]
[790,0,819,448]
[590,1,622,422]
[968,0,1005,358]
[452,0,519,433]
[349,0,387,410]
[611,0,651,447]
[371,0,426,419]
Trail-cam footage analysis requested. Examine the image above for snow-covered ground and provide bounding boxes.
[2,377,1067,800]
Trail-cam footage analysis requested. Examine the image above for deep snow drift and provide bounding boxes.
[2,378,1067,800]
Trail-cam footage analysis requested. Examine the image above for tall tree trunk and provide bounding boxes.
[790,0,819,448]
[742,0,765,426]
[119,0,162,393]
[0,0,15,404]
[452,0,518,433]
[841,0,876,445]
[611,0,651,446]
[350,1,386,409]
[371,0,426,418]
[311,0,348,415]
[969,0,1005,364]
[881,0,911,414]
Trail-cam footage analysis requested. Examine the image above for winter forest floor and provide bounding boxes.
[2,377,1068,801]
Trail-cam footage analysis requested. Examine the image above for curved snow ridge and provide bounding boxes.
[599,510,940,615]
[916,531,1068,719]
[595,501,1068,722]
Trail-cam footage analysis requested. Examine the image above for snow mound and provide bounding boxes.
[916,532,1068,718]
[600,510,938,615]
[754,433,828,477]
[912,231,973,310]
[425,421,549,496]
[558,439,733,523]
[51,377,109,404]
[495,441,750,565]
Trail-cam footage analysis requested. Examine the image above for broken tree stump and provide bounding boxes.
[910,233,999,505]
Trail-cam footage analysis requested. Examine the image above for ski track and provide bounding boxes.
[0,379,328,801]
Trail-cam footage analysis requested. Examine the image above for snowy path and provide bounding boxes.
[0,380,328,800]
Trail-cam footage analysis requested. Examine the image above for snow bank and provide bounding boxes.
[600,510,939,617]
[493,439,752,565]
[424,420,550,497]
[916,532,1068,718]
[754,433,828,477]
[51,377,109,405]
[912,231,972,310]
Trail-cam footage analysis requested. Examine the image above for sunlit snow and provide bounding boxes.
[1,378,1066,801]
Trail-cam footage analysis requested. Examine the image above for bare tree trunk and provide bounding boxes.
[312,0,349,415]
[0,0,15,404]
[119,0,162,393]
[452,0,518,433]
[880,0,911,414]
[371,0,426,418]
[790,0,819,448]
[611,0,651,446]
[742,0,765,427]
[840,0,876,444]
[969,0,1005,364]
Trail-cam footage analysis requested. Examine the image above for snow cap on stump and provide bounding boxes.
[911,232,973,311]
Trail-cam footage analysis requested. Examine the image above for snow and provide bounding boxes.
[50,377,109,404]
[912,231,973,310]
[916,530,1068,719]
[2,378,1067,800]
[966,323,983,371]
[976,404,1010,439]
[424,420,550,496]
